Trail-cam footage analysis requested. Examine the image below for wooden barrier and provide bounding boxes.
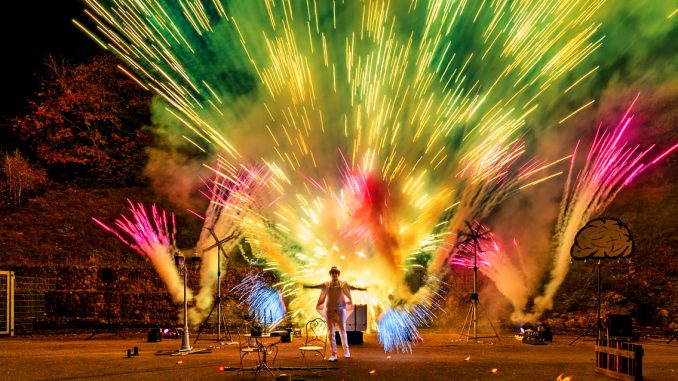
[595,339,643,381]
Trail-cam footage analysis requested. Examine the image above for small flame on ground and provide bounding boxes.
[491,368,498,374]
[176,360,183,364]
[387,356,391,359]
[464,355,471,361]
[369,370,377,375]
[556,373,573,381]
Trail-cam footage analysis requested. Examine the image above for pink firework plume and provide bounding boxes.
[93,201,188,303]
[190,160,271,324]
[450,225,534,318]
[567,97,662,210]
[449,222,497,270]
[334,149,403,274]
[339,171,395,246]
[197,158,269,217]
[527,94,678,319]
[93,200,175,256]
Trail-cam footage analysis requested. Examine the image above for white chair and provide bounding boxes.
[299,318,327,365]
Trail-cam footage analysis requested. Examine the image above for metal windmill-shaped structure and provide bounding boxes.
[456,221,500,342]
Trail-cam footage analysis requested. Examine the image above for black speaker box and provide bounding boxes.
[335,330,363,345]
[280,328,292,343]
[607,314,633,339]
[147,328,162,342]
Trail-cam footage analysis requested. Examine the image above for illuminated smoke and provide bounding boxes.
[519,96,677,322]
[450,223,532,319]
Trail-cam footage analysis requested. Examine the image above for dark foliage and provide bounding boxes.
[0,187,205,267]
[12,53,152,187]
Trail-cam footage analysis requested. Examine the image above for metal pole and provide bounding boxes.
[181,264,191,351]
[217,246,222,341]
[597,260,602,341]
[473,239,478,340]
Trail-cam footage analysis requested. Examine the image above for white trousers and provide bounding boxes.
[326,308,348,356]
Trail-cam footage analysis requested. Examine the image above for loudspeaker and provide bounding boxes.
[607,314,633,339]
[346,305,367,331]
[147,328,162,342]
[280,328,292,343]
[335,330,363,345]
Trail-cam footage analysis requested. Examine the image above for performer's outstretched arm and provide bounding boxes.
[303,283,325,289]
[342,282,354,306]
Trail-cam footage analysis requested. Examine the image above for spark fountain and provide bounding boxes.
[83,1,676,351]
[447,98,677,324]
[517,96,678,322]
[93,201,187,303]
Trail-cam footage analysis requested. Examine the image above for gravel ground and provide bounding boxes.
[0,329,675,380]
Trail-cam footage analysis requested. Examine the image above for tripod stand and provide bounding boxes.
[193,229,235,344]
[457,222,500,342]
[460,293,501,342]
[569,260,605,345]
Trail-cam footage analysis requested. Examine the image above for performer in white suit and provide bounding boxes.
[315,266,353,361]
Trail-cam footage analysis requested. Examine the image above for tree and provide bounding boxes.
[12,53,152,186]
[1,150,49,207]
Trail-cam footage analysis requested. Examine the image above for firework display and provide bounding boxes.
[189,161,269,324]
[525,97,677,320]
[84,1,676,352]
[92,201,187,302]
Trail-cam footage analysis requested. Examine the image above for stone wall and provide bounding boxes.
[14,275,56,332]
[4,264,253,333]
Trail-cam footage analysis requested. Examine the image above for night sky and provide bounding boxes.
[3,1,98,120]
